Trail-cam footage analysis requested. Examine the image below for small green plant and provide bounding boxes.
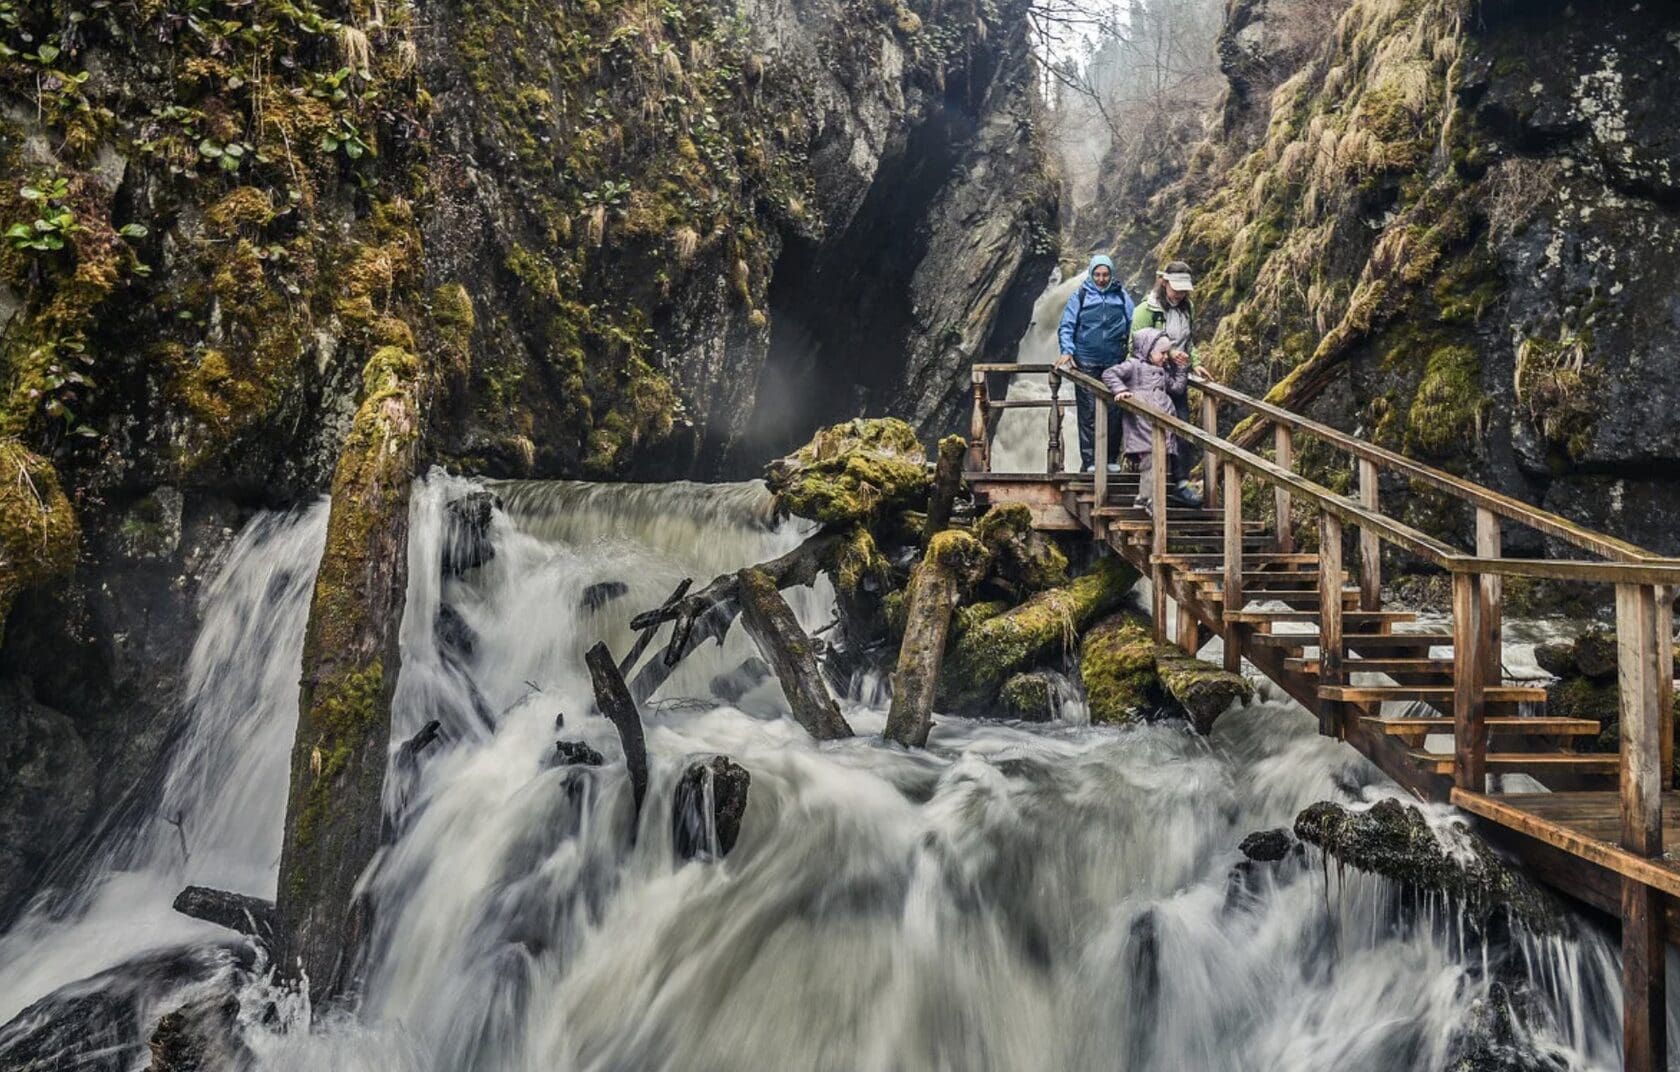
[28,338,101,438]
[6,178,76,252]
[197,137,259,173]
[320,116,372,159]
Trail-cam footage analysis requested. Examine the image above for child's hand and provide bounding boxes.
[1171,350,1190,366]
[1113,390,1132,402]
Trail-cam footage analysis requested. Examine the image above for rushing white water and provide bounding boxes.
[0,464,1656,1069]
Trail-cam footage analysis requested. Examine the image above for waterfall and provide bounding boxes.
[0,468,1649,1071]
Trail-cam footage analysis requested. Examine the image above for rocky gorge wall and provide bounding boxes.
[1099,0,1680,566]
[0,0,1055,920]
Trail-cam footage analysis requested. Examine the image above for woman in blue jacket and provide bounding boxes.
[1055,254,1135,472]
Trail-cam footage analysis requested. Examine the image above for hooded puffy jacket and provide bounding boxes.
[1057,277,1136,368]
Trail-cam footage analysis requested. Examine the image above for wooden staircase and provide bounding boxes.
[965,361,1680,1070]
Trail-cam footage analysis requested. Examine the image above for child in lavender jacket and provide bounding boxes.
[1102,328,1191,512]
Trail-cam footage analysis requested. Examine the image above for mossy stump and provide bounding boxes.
[765,417,930,526]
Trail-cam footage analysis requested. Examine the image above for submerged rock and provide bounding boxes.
[764,418,929,526]
[171,886,278,946]
[145,992,250,1072]
[553,740,605,768]
[707,657,772,704]
[443,491,499,577]
[672,756,750,861]
[998,672,1055,721]
[580,581,629,613]
[1294,798,1567,937]
[1238,828,1296,862]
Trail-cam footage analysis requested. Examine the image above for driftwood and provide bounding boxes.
[883,531,986,747]
[735,567,853,740]
[172,886,278,946]
[618,577,692,676]
[586,642,649,823]
[924,434,966,539]
[626,530,839,703]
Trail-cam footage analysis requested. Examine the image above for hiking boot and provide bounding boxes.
[1133,498,1152,518]
[1106,463,1123,474]
[1169,482,1204,508]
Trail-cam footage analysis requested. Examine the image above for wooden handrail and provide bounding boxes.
[1190,378,1661,564]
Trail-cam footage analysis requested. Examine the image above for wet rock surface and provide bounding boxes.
[672,756,750,861]
[553,740,606,769]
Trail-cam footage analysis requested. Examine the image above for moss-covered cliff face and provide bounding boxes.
[0,0,1054,917]
[1103,0,1680,555]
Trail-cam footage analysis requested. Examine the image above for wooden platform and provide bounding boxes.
[1453,791,1680,897]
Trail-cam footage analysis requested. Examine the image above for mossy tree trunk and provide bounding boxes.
[884,530,990,746]
[736,566,853,740]
[275,346,421,1002]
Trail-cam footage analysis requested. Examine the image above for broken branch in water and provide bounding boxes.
[618,577,693,676]
[735,566,853,740]
[586,641,650,827]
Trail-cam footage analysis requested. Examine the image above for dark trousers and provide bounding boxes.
[1075,362,1122,469]
[1171,392,1196,484]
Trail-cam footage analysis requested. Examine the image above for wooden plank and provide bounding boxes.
[1246,631,1450,649]
[1222,460,1243,674]
[1204,588,1359,605]
[1624,878,1667,1072]
[1225,610,1417,624]
[1451,789,1680,898]
[972,362,1055,373]
[1158,553,1322,567]
[1358,458,1381,611]
[1414,751,1618,775]
[1274,424,1293,554]
[1449,558,1680,585]
[1320,685,1546,703]
[1619,583,1663,857]
[1202,394,1220,504]
[1476,508,1503,688]
[1453,571,1486,792]
[1318,513,1344,737]
[1286,657,1455,674]
[1151,421,1168,643]
[1363,715,1598,736]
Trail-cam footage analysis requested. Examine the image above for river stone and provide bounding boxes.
[1238,828,1296,862]
[553,740,605,767]
[1571,630,1616,680]
[443,491,498,577]
[1294,798,1567,937]
[672,755,750,861]
[1078,611,1158,726]
[1532,640,1576,679]
[763,418,929,525]
[998,672,1054,721]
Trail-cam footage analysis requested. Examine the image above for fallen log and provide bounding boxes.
[940,555,1139,715]
[924,434,966,539]
[1153,648,1253,734]
[736,567,853,740]
[585,642,650,824]
[884,530,989,746]
[617,577,692,676]
[172,886,278,945]
[626,530,839,702]
[1078,612,1159,726]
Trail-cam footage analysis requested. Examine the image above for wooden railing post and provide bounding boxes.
[1475,508,1503,687]
[1201,394,1220,504]
[1658,586,1674,790]
[1357,458,1381,611]
[1616,581,1666,1072]
[967,370,989,472]
[1046,368,1064,475]
[1094,387,1109,512]
[1222,460,1243,674]
[1151,420,1169,643]
[1318,512,1344,737]
[1273,424,1294,553]
[1452,570,1486,791]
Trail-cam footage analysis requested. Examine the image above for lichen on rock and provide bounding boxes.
[764,417,930,525]
[1078,611,1159,726]
[0,440,78,636]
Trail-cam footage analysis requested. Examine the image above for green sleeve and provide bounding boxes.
[1129,303,1150,333]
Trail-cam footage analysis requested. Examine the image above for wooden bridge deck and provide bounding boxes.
[965,363,1680,1070]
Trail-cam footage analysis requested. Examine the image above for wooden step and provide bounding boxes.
[1204,588,1360,606]
[1092,507,1231,520]
[1319,685,1548,704]
[1247,631,1452,650]
[1225,609,1417,624]
[1364,716,1599,737]
[1187,569,1342,586]
[1158,553,1321,567]
[1407,751,1618,776]
[1286,657,1456,674]
[1108,519,1269,533]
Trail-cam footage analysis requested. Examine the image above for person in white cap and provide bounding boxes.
[1133,260,1211,505]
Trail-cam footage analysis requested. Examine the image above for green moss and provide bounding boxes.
[1078,611,1158,726]
[1154,646,1253,733]
[1405,344,1487,459]
[286,659,385,897]
[0,439,79,636]
[1514,334,1599,462]
[951,599,1009,639]
[765,417,930,525]
[998,672,1052,720]
[940,556,1139,714]
[975,503,1069,592]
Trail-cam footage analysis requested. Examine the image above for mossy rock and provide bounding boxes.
[1546,676,1620,753]
[1532,640,1577,679]
[1571,629,1616,680]
[1154,646,1253,734]
[0,440,79,635]
[1294,798,1567,937]
[951,599,1009,639]
[939,556,1139,715]
[1078,611,1158,726]
[975,502,1069,593]
[765,418,929,525]
[999,672,1054,721]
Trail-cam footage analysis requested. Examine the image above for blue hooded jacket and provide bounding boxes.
[1057,255,1135,368]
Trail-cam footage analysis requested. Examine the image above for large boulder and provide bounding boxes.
[1078,612,1160,726]
[764,418,929,526]
[999,672,1055,721]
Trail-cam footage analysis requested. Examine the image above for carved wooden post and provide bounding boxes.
[1151,420,1169,643]
[1357,458,1381,611]
[1047,368,1064,475]
[1201,394,1220,504]
[967,370,988,472]
[1616,581,1666,1072]
[1222,461,1243,674]
[1452,569,1486,791]
[1475,508,1503,687]
[1273,424,1294,553]
[1317,513,1344,737]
